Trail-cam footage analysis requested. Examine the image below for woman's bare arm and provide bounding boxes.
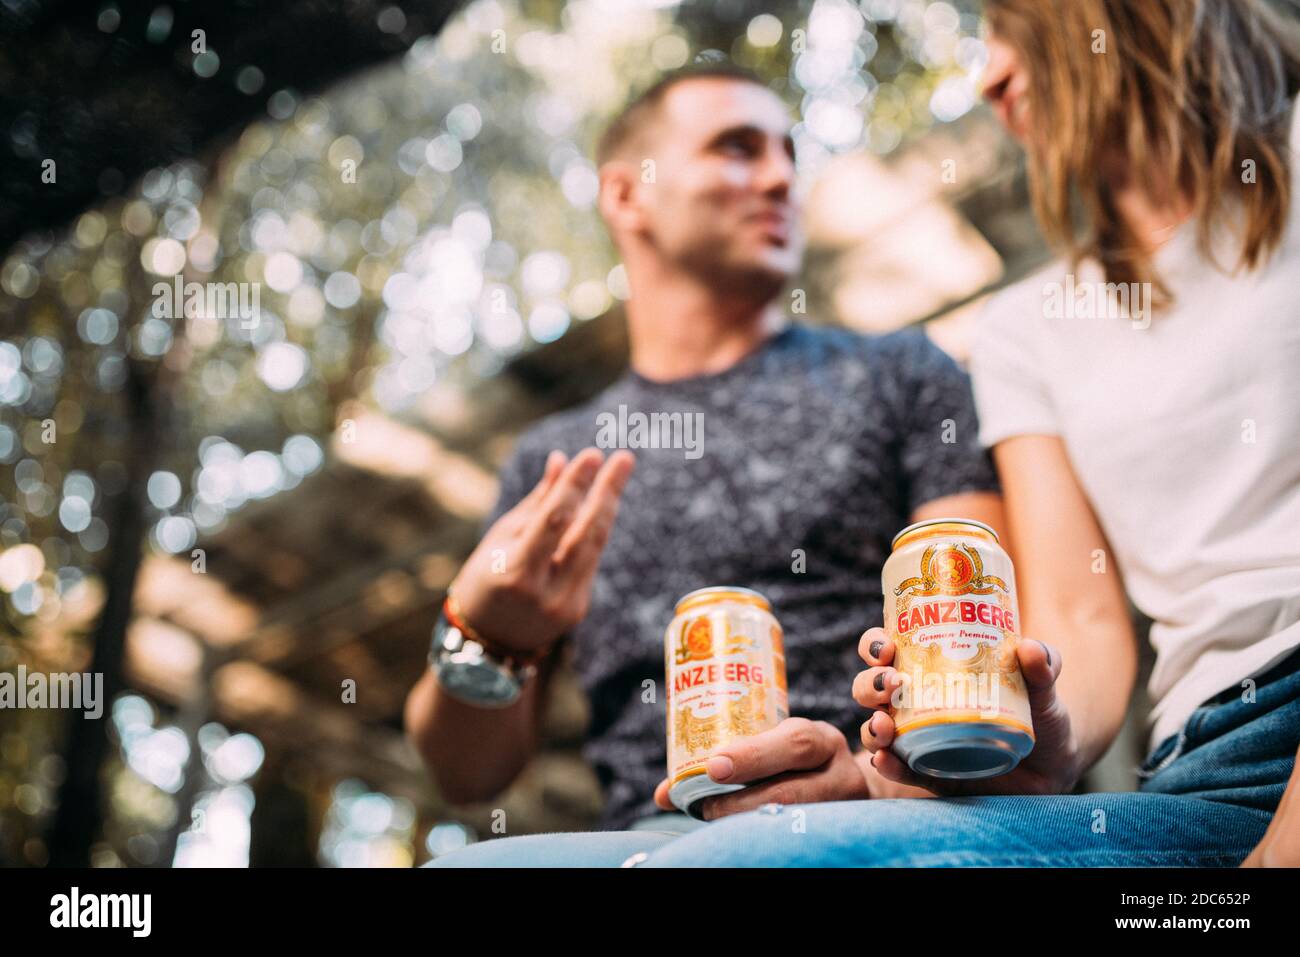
[993,434,1139,772]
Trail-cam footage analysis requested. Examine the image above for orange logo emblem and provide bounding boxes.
[933,548,974,591]
[895,543,1008,597]
[676,615,714,664]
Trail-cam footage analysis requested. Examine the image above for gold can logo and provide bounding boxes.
[677,615,715,664]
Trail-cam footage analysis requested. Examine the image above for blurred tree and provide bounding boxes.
[0,0,465,253]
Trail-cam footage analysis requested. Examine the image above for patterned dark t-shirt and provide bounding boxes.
[486,324,998,830]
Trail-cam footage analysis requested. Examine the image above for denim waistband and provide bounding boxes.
[1202,644,1300,706]
[1138,647,1300,813]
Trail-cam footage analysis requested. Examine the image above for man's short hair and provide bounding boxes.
[595,64,771,167]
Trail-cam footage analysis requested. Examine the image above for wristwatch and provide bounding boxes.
[428,593,545,708]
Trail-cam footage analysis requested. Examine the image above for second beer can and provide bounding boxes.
[665,586,788,818]
[882,518,1035,778]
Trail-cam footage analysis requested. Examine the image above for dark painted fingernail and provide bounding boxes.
[868,715,878,738]
[874,672,885,692]
[869,640,883,659]
[1040,641,1052,668]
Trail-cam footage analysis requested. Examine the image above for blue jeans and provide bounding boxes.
[428,649,1299,867]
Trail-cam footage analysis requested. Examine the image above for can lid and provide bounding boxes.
[890,517,998,551]
[674,586,771,615]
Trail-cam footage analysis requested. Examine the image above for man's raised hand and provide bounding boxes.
[451,447,635,654]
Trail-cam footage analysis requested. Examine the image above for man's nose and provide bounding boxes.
[755,142,795,198]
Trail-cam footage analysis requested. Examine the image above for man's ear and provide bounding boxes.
[597,160,647,236]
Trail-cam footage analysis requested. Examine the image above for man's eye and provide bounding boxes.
[719,139,756,156]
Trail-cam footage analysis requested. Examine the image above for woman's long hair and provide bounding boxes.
[985,0,1300,299]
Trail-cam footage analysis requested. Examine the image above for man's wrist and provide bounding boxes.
[443,589,556,665]
[429,603,549,708]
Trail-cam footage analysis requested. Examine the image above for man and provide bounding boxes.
[405,65,1004,866]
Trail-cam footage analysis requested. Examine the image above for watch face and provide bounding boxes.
[439,655,521,707]
[432,617,523,706]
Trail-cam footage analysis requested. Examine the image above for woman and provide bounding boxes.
[635,0,1300,867]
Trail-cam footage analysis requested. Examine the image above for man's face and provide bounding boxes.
[631,79,802,295]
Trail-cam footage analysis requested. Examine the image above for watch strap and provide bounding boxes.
[442,592,552,668]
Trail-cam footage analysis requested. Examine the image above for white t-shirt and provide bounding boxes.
[970,102,1300,752]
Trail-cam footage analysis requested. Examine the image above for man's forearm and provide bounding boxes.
[404,668,545,805]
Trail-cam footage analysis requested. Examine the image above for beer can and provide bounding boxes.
[665,586,788,818]
[882,519,1034,778]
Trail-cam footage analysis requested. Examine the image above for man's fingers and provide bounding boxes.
[698,771,822,820]
[516,449,568,512]
[852,666,902,709]
[552,450,635,567]
[653,777,674,812]
[857,628,895,668]
[517,448,605,567]
[497,450,567,534]
[705,718,843,786]
[859,709,896,751]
